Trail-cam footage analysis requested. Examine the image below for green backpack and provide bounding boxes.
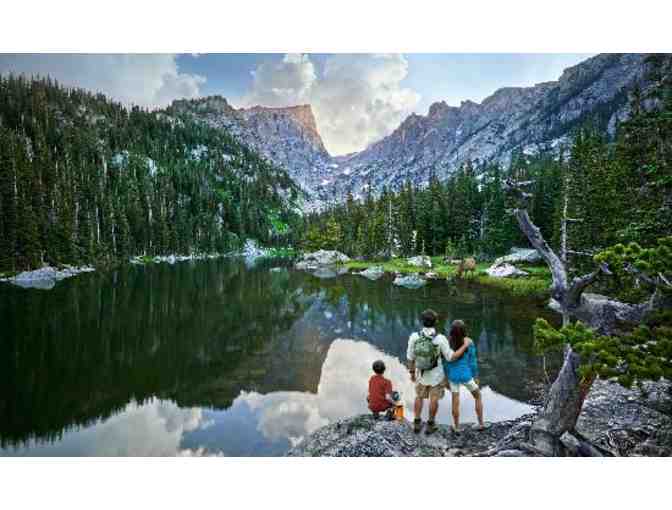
[413,330,439,371]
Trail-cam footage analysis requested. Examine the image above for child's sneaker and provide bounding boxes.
[413,418,422,434]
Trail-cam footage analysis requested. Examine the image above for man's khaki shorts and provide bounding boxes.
[415,381,446,400]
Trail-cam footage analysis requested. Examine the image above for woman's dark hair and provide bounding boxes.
[449,320,467,351]
[372,360,386,374]
[421,309,438,328]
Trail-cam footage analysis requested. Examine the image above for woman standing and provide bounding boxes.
[442,320,486,432]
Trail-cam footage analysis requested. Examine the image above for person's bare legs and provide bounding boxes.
[428,394,440,422]
[451,391,460,430]
[471,389,484,427]
[414,397,423,420]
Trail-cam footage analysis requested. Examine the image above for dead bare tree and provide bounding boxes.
[503,178,668,455]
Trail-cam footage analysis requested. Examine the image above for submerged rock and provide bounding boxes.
[310,266,349,279]
[486,263,529,278]
[357,266,385,280]
[407,255,432,269]
[1,265,95,290]
[393,274,426,289]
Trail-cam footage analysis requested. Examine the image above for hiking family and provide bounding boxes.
[367,309,486,435]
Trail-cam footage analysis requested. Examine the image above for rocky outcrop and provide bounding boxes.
[393,274,426,289]
[0,265,95,290]
[295,250,350,271]
[287,414,523,457]
[287,379,672,457]
[486,263,529,278]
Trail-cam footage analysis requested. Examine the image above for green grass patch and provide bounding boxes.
[265,246,299,259]
[343,257,552,299]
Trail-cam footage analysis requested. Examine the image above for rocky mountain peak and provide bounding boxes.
[239,104,327,155]
[322,53,651,202]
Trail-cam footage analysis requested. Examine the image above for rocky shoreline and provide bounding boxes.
[0,265,96,290]
[287,379,672,457]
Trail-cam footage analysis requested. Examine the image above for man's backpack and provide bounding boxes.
[413,330,439,371]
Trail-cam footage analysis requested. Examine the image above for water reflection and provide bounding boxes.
[0,258,558,456]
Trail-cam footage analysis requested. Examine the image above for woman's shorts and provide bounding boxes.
[448,379,479,394]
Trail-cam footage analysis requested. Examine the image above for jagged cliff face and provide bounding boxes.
[170,98,334,210]
[328,53,649,199]
[172,54,652,208]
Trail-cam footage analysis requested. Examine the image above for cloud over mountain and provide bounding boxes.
[242,53,420,155]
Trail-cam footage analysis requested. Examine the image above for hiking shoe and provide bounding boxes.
[477,423,491,431]
[425,421,437,435]
[413,419,422,434]
[451,424,460,434]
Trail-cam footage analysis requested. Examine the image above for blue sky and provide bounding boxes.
[0,53,594,154]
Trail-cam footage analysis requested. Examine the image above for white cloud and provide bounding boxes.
[0,54,205,109]
[242,53,420,155]
[4,398,216,456]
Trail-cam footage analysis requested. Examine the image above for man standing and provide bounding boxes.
[406,309,471,434]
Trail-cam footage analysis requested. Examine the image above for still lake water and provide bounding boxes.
[0,258,560,456]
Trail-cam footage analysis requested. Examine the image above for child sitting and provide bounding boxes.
[367,360,396,420]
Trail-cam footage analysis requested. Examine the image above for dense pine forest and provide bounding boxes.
[0,75,303,272]
[302,55,672,279]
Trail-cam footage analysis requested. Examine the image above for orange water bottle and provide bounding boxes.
[391,391,404,420]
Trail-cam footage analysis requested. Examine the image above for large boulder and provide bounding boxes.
[393,274,427,289]
[295,250,350,270]
[494,247,542,266]
[357,266,385,281]
[486,263,529,278]
[407,255,432,269]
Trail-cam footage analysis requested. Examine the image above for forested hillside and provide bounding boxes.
[302,55,672,279]
[0,76,303,272]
